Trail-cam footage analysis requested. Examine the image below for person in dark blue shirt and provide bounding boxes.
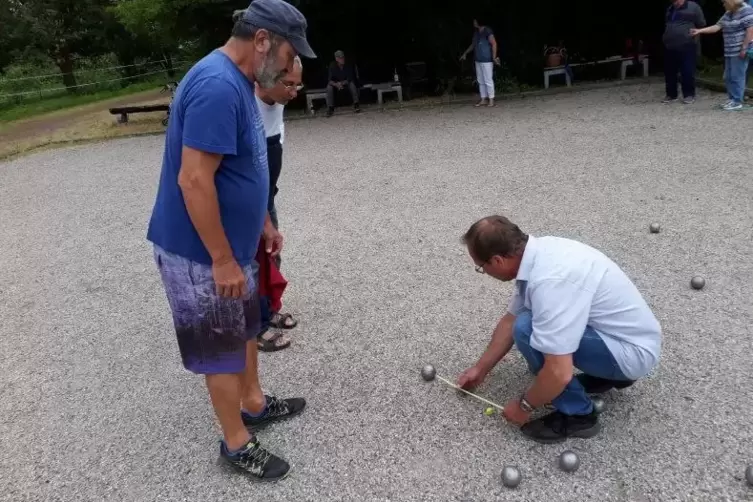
[661,0,706,104]
[146,0,316,481]
[325,49,361,117]
[460,18,501,107]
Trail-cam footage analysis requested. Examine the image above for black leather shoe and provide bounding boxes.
[576,374,634,394]
[520,410,600,444]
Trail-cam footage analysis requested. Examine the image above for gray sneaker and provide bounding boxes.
[682,97,695,104]
[662,96,678,103]
[722,101,743,111]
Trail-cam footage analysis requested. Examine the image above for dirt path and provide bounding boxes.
[0,89,172,159]
[0,89,166,144]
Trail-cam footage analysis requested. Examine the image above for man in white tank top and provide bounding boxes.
[254,56,303,351]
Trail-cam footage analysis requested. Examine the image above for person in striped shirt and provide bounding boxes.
[692,0,753,110]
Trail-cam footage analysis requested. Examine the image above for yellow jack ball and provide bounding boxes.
[484,407,495,416]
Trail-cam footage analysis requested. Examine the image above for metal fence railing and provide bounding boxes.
[0,59,192,108]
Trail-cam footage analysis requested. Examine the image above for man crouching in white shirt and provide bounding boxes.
[254,56,303,352]
[457,215,662,443]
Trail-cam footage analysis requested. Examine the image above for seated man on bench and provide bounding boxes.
[326,50,360,117]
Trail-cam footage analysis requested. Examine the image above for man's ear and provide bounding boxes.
[489,255,504,267]
[253,29,272,54]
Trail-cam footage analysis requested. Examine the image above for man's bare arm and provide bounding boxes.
[476,312,516,373]
[177,146,233,265]
[742,26,753,56]
[489,34,498,60]
[523,353,574,408]
[693,24,721,35]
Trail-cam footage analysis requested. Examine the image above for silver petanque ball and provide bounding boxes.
[421,364,436,382]
[592,397,606,414]
[649,223,661,233]
[745,465,753,486]
[558,450,580,473]
[500,465,522,488]
[690,276,706,290]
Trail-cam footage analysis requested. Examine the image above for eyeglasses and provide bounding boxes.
[280,82,304,92]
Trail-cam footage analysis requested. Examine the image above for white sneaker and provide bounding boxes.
[722,101,743,111]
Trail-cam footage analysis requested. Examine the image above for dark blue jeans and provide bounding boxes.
[513,310,630,416]
[664,44,697,99]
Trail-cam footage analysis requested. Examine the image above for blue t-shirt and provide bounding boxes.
[473,27,494,63]
[147,50,269,266]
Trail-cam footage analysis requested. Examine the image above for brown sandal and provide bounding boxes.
[269,312,298,330]
[257,329,291,352]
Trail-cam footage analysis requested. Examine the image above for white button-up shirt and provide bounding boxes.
[507,235,662,380]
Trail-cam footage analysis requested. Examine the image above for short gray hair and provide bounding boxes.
[293,56,302,69]
[231,13,285,46]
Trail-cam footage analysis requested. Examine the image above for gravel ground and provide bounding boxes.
[1,81,752,502]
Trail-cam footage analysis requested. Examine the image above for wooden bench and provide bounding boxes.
[543,55,650,89]
[109,104,170,125]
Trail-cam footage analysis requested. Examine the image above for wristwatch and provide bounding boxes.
[519,395,535,413]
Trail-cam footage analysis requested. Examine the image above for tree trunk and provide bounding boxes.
[117,55,136,88]
[163,52,175,79]
[55,50,78,94]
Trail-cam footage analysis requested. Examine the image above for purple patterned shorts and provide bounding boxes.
[153,245,261,375]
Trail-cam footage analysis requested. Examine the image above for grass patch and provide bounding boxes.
[0,107,167,160]
[698,56,726,84]
[699,64,725,83]
[0,79,166,123]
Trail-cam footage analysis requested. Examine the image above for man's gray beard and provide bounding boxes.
[255,53,281,89]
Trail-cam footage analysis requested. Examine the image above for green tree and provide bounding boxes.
[0,0,26,73]
[112,0,233,77]
[9,0,114,92]
[112,0,180,76]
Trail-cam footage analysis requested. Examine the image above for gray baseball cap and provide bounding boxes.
[334,50,344,58]
[239,0,316,58]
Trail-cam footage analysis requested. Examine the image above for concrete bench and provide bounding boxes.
[543,55,650,89]
[305,84,374,114]
[373,83,403,107]
[305,88,328,113]
[305,82,403,112]
[543,67,573,89]
[620,55,649,80]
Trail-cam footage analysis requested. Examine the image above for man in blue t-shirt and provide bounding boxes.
[146,0,316,481]
[460,18,501,107]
